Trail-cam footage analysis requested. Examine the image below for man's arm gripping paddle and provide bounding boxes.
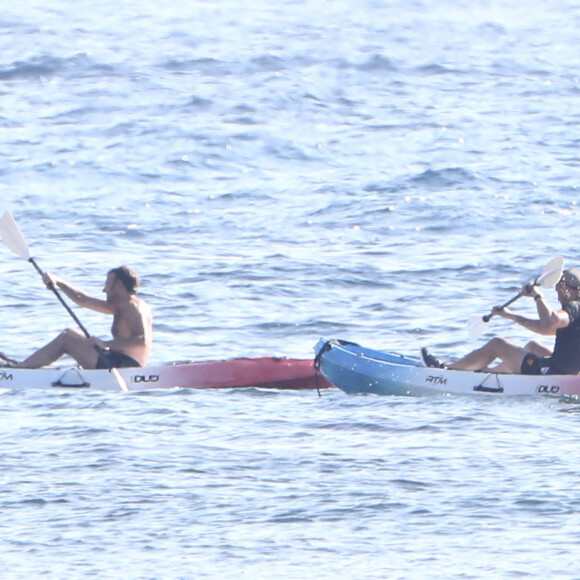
[468,256,564,341]
[1,211,91,337]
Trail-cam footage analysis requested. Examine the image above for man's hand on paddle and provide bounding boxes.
[491,305,512,318]
[42,272,60,290]
[492,282,539,319]
[520,282,539,299]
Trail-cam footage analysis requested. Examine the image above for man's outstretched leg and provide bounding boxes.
[448,337,527,373]
[15,328,100,369]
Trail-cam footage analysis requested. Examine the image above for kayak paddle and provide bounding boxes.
[467,256,564,341]
[0,211,129,391]
[1,211,91,338]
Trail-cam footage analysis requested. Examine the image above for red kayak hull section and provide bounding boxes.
[0,357,331,391]
[150,357,331,390]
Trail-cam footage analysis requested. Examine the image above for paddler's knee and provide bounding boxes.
[58,327,86,343]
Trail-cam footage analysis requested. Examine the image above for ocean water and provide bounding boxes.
[2,0,580,577]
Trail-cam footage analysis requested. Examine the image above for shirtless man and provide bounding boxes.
[12,266,152,369]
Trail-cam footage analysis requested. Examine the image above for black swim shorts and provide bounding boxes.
[96,349,141,370]
[520,352,551,375]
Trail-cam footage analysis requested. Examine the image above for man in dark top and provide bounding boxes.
[422,268,580,375]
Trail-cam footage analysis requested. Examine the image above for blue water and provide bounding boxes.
[2,0,580,577]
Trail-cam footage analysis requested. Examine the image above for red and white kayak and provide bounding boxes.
[0,357,331,392]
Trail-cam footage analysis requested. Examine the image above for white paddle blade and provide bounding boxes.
[1,211,31,260]
[536,256,564,288]
[467,315,487,341]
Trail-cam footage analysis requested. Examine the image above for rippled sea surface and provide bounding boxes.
[3,0,580,577]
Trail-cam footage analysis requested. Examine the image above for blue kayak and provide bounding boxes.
[314,338,580,397]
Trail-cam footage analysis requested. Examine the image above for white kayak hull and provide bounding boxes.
[0,357,330,392]
[314,338,580,398]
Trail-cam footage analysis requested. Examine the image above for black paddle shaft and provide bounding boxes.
[481,282,535,323]
[28,257,91,338]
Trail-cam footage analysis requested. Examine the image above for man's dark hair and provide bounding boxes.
[110,266,140,295]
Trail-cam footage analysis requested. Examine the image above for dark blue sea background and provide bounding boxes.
[2,1,580,577]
